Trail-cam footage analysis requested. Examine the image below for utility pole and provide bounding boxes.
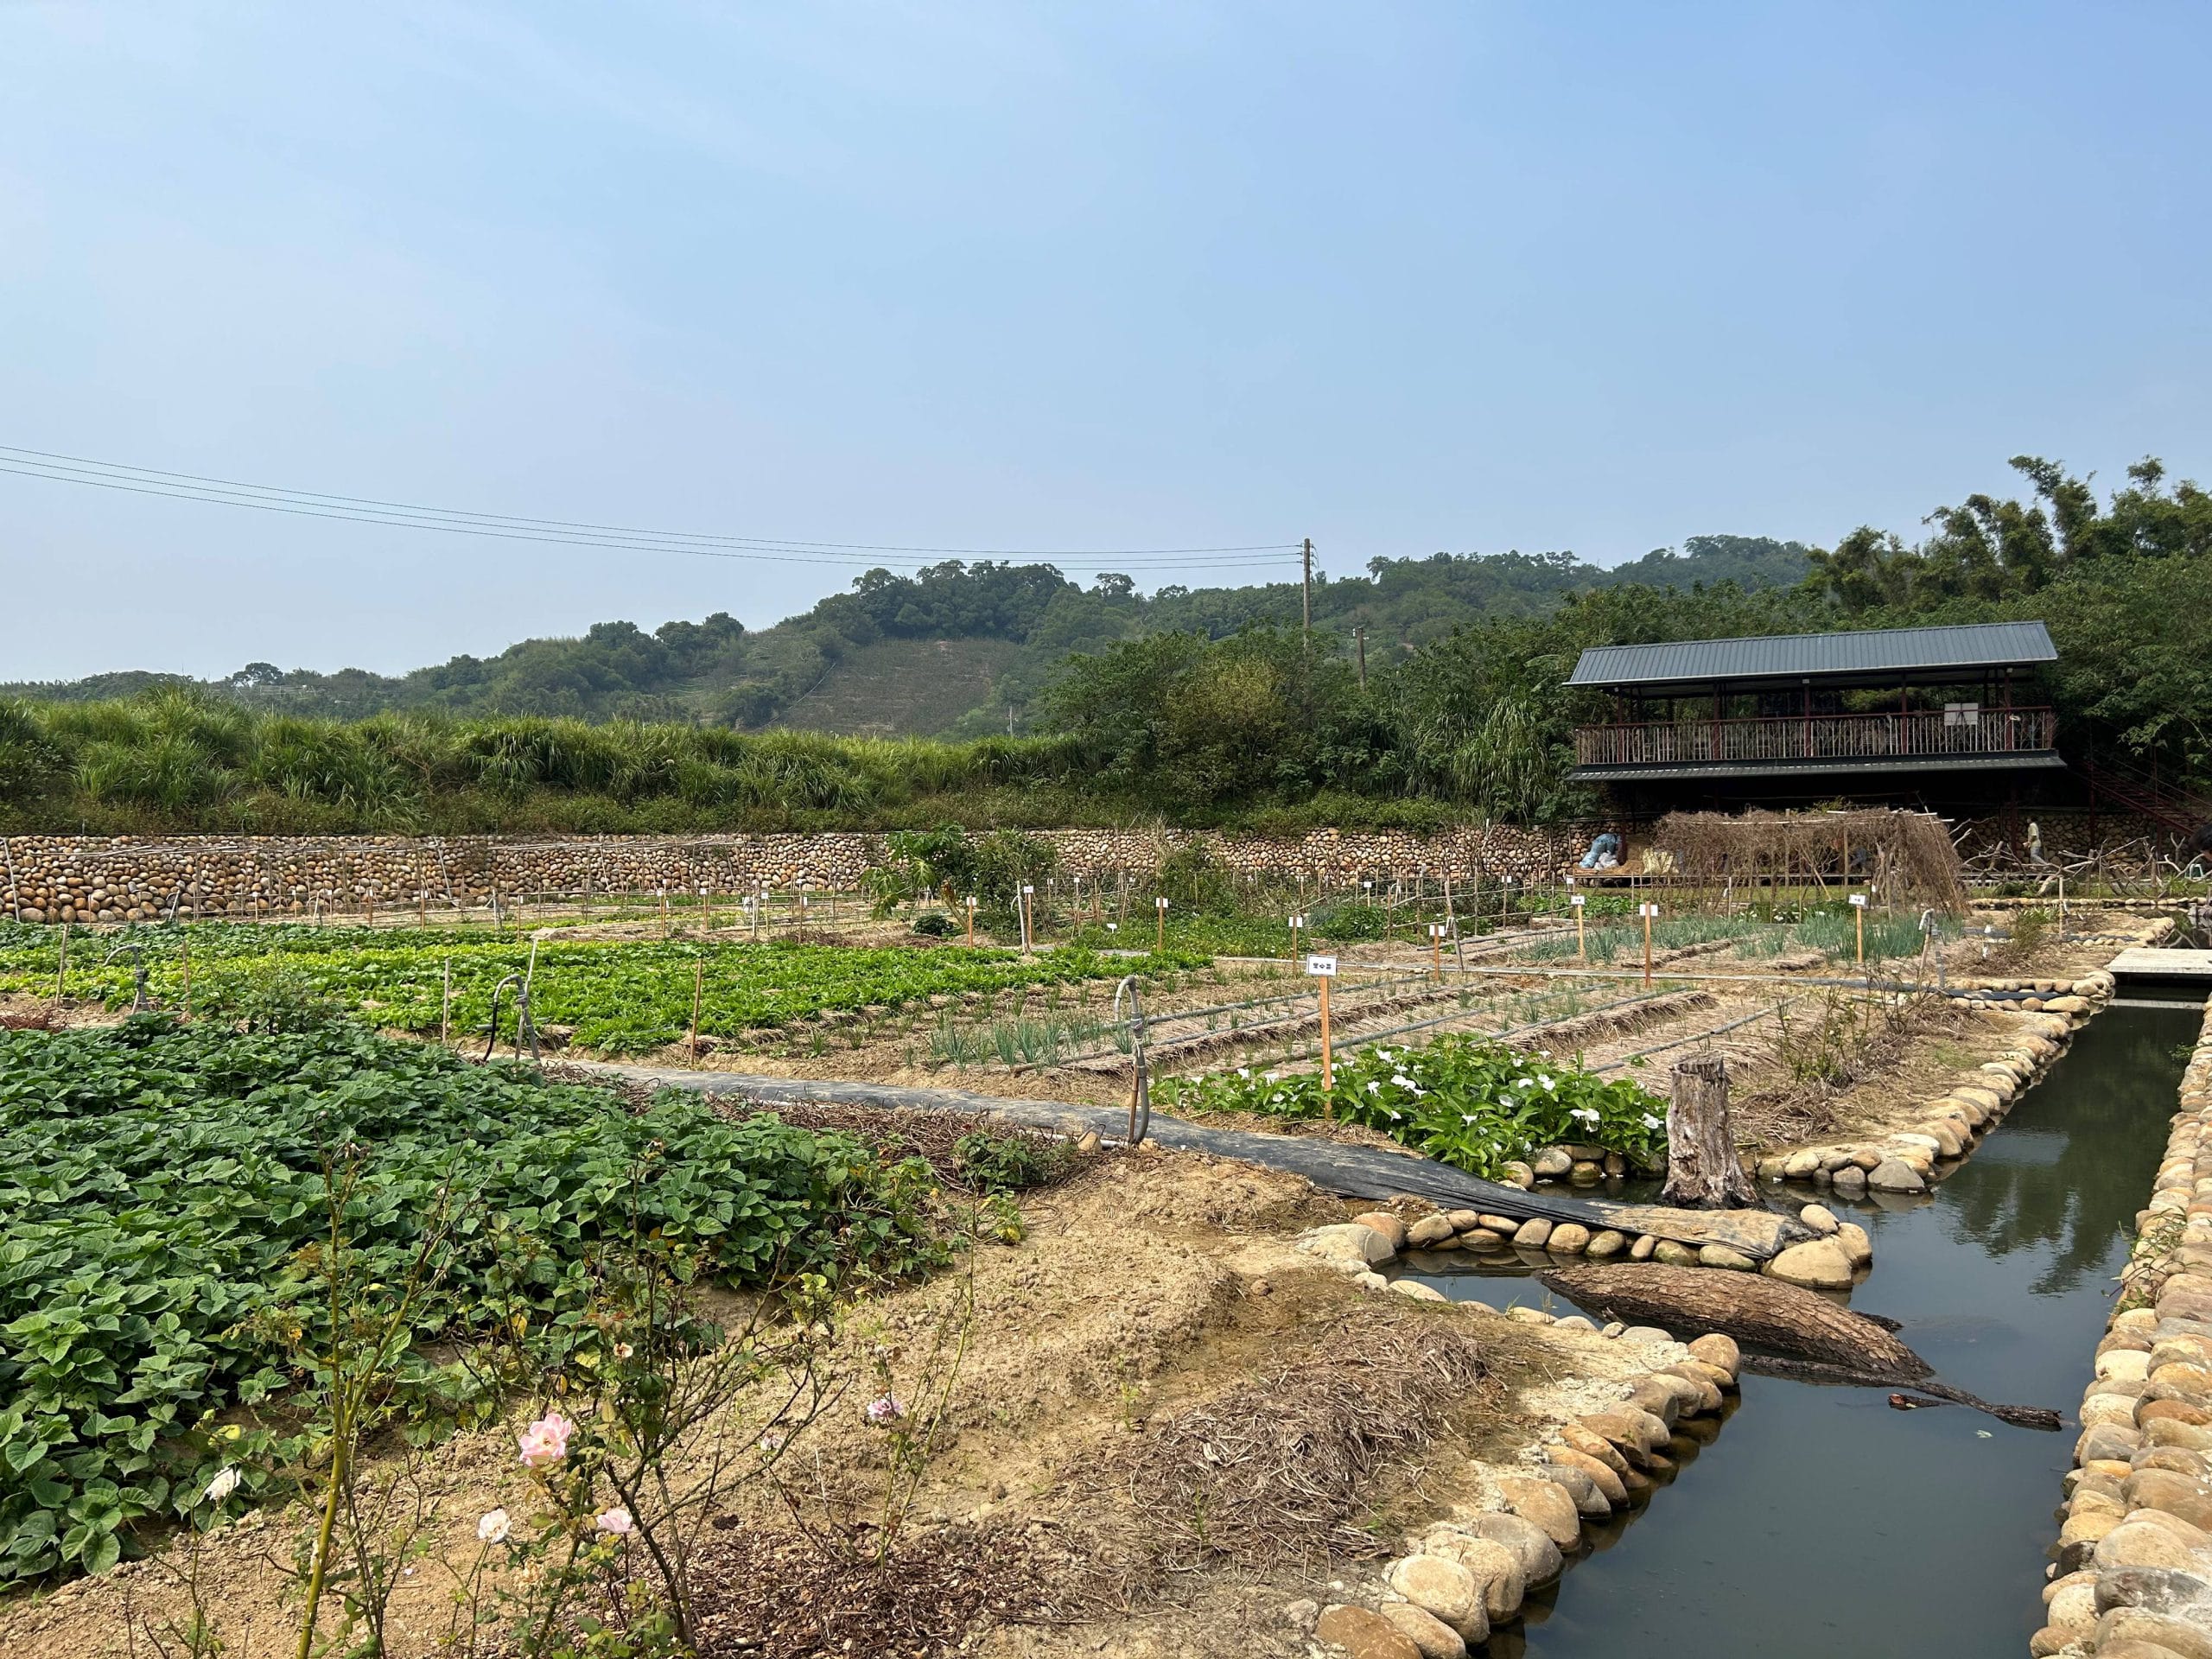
[1355,626,1367,690]
[1301,537,1313,648]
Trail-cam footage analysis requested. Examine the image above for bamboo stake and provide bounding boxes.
[1319,975,1334,1097]
[54,924,67,1004]
[441,957,452,1045]
[689,958,704,1060]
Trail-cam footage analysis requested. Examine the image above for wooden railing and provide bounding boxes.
[1573,707,2057,769]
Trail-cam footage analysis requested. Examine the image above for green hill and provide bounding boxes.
[777,637,1021,737]
[0,536,1815,735]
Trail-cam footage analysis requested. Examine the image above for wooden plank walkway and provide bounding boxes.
[2111,948,2212,981]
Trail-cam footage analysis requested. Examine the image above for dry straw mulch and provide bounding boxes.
[1123,1306,1493,1573]
[1653,807,1968,911]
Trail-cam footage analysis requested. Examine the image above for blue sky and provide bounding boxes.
[3,3,2207,680]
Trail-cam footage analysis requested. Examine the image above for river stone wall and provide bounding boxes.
[2034,994,2212,1658]
[0,827,1589,924]
[0,812,2173,926]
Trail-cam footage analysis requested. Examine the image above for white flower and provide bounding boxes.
[1391,1073,1416,1090]
[1365,1081,1382,1094]
[1539,1075,1558,1092]
[477,1508,511,1544]
[202,1466,240,1504]
[595,1506,634,1535]
[1236,1067,1250,1078]
[1642,1113,1662,1129]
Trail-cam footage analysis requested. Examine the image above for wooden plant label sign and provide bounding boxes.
[1306,954,1338,977]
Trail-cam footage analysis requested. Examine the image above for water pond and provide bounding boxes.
[1395,995,2202,1659]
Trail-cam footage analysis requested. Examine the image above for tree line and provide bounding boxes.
[2,454,2206,834]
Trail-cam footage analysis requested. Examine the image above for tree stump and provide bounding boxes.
[1658,1054,1761,1210]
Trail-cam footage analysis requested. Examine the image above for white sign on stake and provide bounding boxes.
[1849,893,1869,907]
[1571,894,1586,908]
[1156,897,1168,910]
[1639,902,1659,918]
[1306,953,1338,977]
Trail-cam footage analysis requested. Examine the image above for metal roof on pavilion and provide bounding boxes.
[1565,620,2056,694]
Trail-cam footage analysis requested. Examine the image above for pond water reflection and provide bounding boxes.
[1395,996,2202,1659]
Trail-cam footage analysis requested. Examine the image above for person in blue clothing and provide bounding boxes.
[1578,830,1623,871]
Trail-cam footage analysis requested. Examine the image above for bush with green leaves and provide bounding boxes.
[0,1014,946,1588]
[1155,1034,1668,1179]
[950,1129,1077,1194]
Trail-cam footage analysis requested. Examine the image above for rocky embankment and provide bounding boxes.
[0,826,1592,924]
[1290,1296,1744,1657]
[2035,995,2212,1658]
[1758,980,2115,1202]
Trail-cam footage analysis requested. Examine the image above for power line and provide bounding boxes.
[0,443,1300,571]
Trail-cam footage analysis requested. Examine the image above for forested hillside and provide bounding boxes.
[0,535,1813,736]
[3,454,2207,837]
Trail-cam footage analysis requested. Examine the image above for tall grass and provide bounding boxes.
[0,690,1101,835]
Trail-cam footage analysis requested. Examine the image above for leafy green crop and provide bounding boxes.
[0,921,1206,1055]
[0,1015,942,1587]
[1156,1034,1668,1179]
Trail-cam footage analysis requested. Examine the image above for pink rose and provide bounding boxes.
[518,1411,575,1468]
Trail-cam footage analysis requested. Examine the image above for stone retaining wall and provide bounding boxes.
[0,827,1588,925]
[0,814,2171,926]
[2034,994,2212,1657]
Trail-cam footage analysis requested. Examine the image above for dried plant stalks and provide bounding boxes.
[1125,1309,1490,1572]
[1651,808,1967,912]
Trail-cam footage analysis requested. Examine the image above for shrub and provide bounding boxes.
[950,1128,1078,1193]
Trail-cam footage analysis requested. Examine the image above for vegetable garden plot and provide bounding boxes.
[0,1014,946,1586]
[1157,1033,1669,1180]
[0,922,1205,1055]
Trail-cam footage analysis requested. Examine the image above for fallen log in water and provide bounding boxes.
[1538,1262,1928,1374]
[1738,1355,2062,1431]
[1541,1264,2063,1429]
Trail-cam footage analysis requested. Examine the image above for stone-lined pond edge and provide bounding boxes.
[2033,993,2212,1658]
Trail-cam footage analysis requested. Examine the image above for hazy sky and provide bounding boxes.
[3,3,2208,681]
